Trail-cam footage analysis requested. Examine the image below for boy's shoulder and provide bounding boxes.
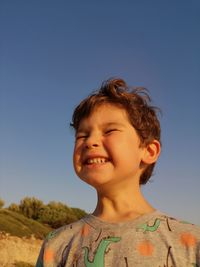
[45,216,89,244]
[140,210,200,238]
[156,211,200,230]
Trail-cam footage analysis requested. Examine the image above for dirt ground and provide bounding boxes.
[0,232,43,267]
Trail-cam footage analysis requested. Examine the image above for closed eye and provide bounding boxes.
[75,134,88,140]
[105,129,119,134]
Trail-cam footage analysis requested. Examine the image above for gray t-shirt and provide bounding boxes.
[36,210,200,266]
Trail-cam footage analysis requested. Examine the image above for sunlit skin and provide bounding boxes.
[73,103,160,222]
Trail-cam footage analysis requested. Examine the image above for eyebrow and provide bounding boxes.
[77,122,125,133]
[101,122,125,127]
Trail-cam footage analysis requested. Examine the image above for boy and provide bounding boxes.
[36,78,200,266]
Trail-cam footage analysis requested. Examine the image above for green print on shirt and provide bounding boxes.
[83,236,121,267]
[36,260,43,267]
[137,218,161,233]
[46,231,57,240]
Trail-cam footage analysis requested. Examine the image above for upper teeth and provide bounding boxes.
[87,158,107,164]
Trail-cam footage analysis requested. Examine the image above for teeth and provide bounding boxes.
[87,158,107,164]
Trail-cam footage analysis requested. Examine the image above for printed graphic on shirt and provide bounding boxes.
[83,236,121,267]
[136,218,161,233]
[36,260,43,267]
[46,231,57,240]
[36,214,200,267]
[137,240,154,256]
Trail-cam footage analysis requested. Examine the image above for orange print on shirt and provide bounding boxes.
[81,224,91,237]
[137,241,154,256]
[44,249,54,263]
[180,233,197,247]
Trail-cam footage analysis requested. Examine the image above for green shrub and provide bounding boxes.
[19,197,44,220]
[38,202,77,228]
[8,203,20,212]
[0,198,4,209]
[71,207,87,219]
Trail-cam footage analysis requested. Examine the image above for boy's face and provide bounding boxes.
[73,103,147,190]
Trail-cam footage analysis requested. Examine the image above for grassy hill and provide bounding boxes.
[0,209,52,239]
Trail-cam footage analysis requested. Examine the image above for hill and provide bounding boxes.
[0,209,51,239]
[0,205,86,266]
[0,209,51,266]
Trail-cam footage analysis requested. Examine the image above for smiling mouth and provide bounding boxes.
[85,157,109,165]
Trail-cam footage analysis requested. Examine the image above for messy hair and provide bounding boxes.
[71,78,161,184]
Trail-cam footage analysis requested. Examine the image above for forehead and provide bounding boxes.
[77,103,130,130]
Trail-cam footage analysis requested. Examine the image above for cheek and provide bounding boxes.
[73,144,83,171]
[73,147,79,168]
[73,142,81,158]
[73,158,81,177]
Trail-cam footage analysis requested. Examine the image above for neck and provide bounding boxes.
[92,179,154,223]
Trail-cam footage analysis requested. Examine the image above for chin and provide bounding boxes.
[79,175,111,189]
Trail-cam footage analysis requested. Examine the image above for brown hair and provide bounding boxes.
[71,78,161,184]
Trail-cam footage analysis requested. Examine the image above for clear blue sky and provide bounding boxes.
[0,1,200,224]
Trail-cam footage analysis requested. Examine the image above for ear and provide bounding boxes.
[141,140,161,165]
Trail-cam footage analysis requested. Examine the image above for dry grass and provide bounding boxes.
[0,232,42,266]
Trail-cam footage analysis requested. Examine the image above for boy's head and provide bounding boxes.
[71,78,161,185]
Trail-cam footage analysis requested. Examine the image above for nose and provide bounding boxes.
[84,134,100,149]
